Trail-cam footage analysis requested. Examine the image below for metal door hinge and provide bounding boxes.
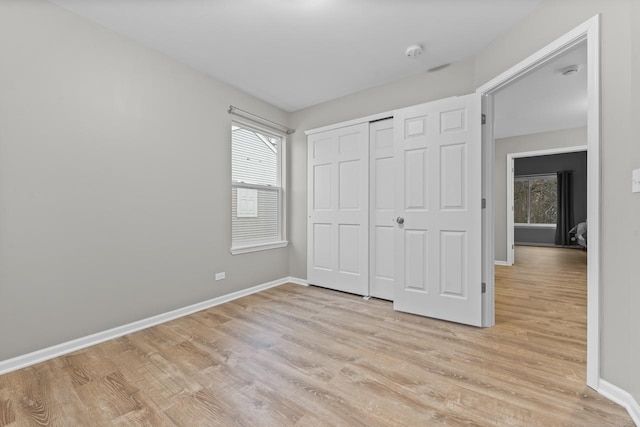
[481,114,487,125]
[481,283,486,293]
[482,198,486,209]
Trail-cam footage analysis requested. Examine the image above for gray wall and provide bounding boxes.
[0,0,290,361]
[290,0,640,404]
[514,151,587,246]
[631,0,640,403]
[514,227,557,246]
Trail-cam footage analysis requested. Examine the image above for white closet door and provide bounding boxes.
[393,94,483,326]
[307,123,369,295]
[369,119,395,300]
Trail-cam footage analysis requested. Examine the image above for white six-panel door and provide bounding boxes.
[307,123,369,295]
[369,119,395,300]
[393,94,483,326]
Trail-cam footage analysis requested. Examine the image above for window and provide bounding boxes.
[231,123,286,254]
[514,175,557,226]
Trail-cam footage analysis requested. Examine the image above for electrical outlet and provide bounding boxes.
[632,168,640,193]
[215,272,226,281]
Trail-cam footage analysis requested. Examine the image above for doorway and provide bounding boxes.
[477,16,600,388]
[506,146,588,265]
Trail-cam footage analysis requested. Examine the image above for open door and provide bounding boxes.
[393,93,483,326]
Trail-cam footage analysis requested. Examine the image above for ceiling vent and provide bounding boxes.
[428,63,451,73]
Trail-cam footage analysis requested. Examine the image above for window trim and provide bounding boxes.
[514,223,557,229]
[230,121,287,254]
[514,174,557,227]
[230,240,289,255]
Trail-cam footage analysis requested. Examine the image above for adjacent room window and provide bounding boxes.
[514,174,557,226]
[231,123,286,254]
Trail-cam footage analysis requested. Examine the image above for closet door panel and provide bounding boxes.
[369,119,395,300]
[307,123,369,295]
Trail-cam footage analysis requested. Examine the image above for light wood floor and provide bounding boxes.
[0,246,633,426]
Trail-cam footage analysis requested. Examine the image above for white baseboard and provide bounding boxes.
[599,379,640,426]
[494,260,508,266]
[0,277,305,376]
[286,276,309,286]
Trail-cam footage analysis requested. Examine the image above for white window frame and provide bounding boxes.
[230,121,287,255]
[514,174,557,228]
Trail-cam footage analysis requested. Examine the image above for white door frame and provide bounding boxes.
[506,146,588,266]
[477,15,601,389]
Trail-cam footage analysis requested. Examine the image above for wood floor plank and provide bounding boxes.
[0,399,15,427]
[0,246,634,426]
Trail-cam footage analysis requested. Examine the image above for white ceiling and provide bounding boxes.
[494,42,588,139]
[49,0,542,112]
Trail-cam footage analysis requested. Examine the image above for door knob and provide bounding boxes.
[396,216,405,224]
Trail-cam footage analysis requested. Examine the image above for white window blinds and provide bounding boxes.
[231,124,284,251]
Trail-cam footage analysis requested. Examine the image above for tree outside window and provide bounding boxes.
[514,175,557,225]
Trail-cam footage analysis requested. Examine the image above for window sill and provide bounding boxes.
[230,240,289,255]
[515,224,557,229]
